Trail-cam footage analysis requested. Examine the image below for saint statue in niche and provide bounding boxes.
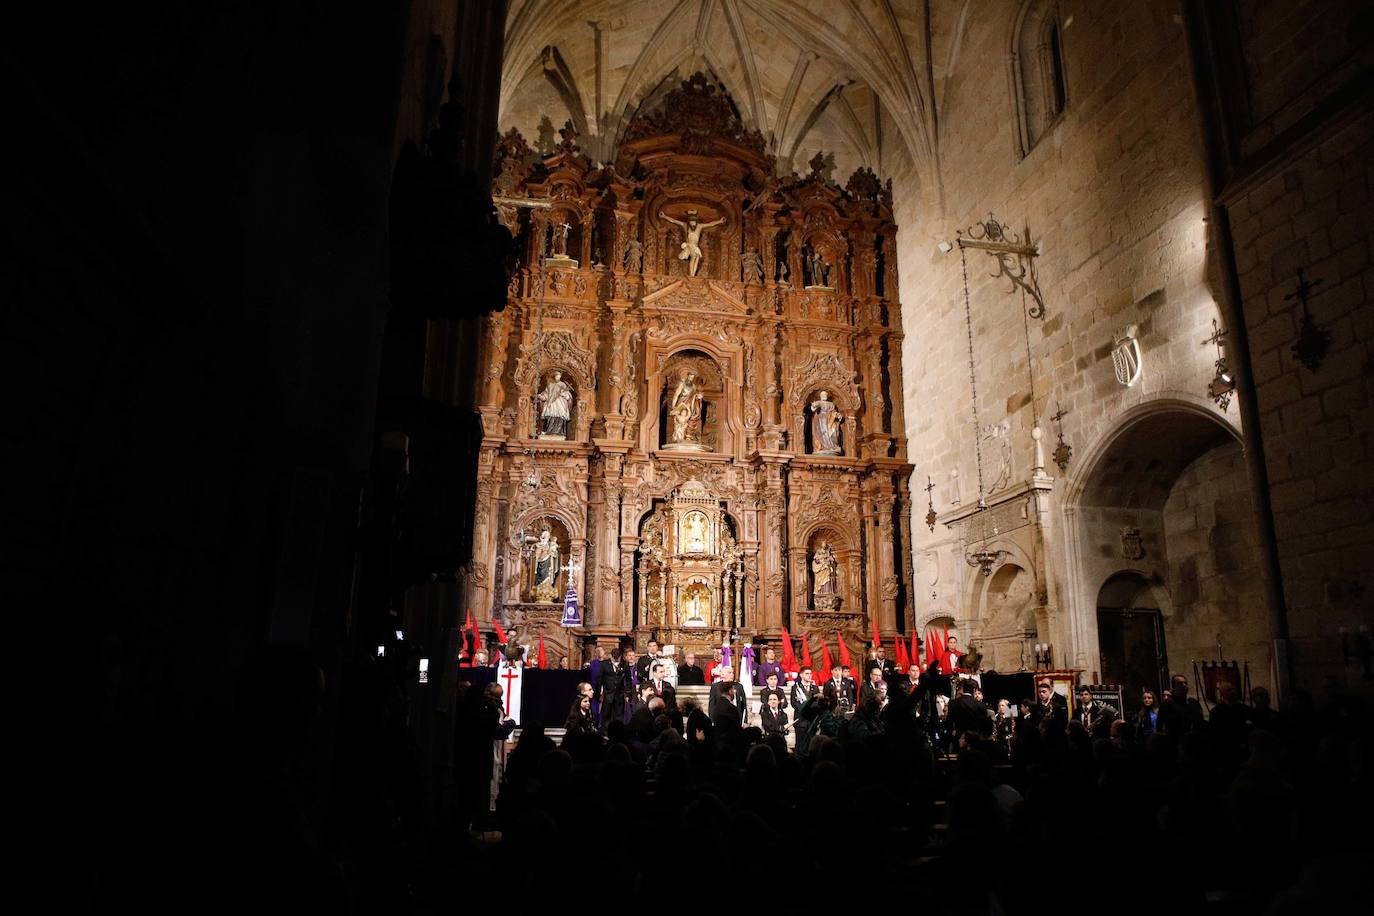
[682,582,709,624]
[665,369,706,450]
[806,249,832,288]
[683,512,707,553]
[531,527,561,603]
[551,222,571,257]
[536,370,574,439]
[810,390,843,455]
[812,541,838,608]
[659,210,725,277]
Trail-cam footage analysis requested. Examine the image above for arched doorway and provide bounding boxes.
[1096,572,1167,715]
[1066,399,1272,699]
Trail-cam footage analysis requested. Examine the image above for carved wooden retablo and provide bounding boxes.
[471,74,914,662]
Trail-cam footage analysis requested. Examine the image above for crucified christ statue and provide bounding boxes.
[659,210,725,277]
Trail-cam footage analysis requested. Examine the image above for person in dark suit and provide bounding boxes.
[1160,674,1205,735]
[759,670,786,710]
[860,665,887,704]
[790,666,818,712]
[708,665,748,725]
[759,690,790,740]
[648,661,670,698]
[840,665,858,709]
[599,648,627,730]
[949,678,993,739]
[677,651,705,686]
[710,680,743,731]
[635,639,661,683]
[1031,679,1068,734]
[1075,687,1119,740]
[586,645,606,724]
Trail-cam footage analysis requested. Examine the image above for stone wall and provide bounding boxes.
[892,1,1261,677]
[1226,109,1374,688]
[1161,440,1271,686]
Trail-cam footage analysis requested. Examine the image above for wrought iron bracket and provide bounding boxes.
[956,215,1047,319]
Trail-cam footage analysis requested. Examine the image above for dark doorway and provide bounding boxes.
[1096,573,1167,716]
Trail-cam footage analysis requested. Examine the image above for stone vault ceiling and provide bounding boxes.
[500,0,967,182]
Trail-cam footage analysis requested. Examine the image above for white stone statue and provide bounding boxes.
[535,370,573,439]
[683,512,707,553]
[810,390,843,455]
[812,541,837,604]
[666,369,705,447]
[659,210,725,277]
[531,528,561,603]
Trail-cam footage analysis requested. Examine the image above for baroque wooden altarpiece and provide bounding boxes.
[471,75,915,661]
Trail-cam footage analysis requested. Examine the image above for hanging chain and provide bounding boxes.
[960,246,986,504]
[1021,287,1038,428]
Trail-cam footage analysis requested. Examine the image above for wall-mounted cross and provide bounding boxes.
[1050,401,1073,472]
[1201,317,1228,349]
[1284,268,1331,372]
[1283,267,1323,310]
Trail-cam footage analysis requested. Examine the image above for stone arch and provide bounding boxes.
[1060,392,1269,692]
[1062,392,1240,509]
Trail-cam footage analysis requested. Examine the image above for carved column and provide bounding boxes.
[530,209,551,263]
[874,494,898,635]
[759,460,789,632]
[887,328,908,445]
[580,211,594,267]
[467,446,501,621]
[599,451,627,629]
[881,231,899,301]
[897,476,917,634]
[789,544,809,615]
[481,310,508,407]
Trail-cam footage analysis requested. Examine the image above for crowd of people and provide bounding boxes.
[449,640,1374,913]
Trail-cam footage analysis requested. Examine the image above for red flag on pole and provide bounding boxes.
[817,640,833,682]
[800,632,814,670]
[925,628,942,670]
[780,626,798,673]
[537,632,547,669]
[894,633,909,670]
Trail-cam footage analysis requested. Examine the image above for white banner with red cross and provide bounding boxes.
[496,658,524,724]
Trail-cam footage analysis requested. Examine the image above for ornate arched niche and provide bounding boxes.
[791,352,861,457]
[632,485,745,645]
[804,526,854,612]
[513,330,596,442]
[656,348,727,452]
[511,515,572,604]
[650,200,735,279]
[801,225,847,291]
